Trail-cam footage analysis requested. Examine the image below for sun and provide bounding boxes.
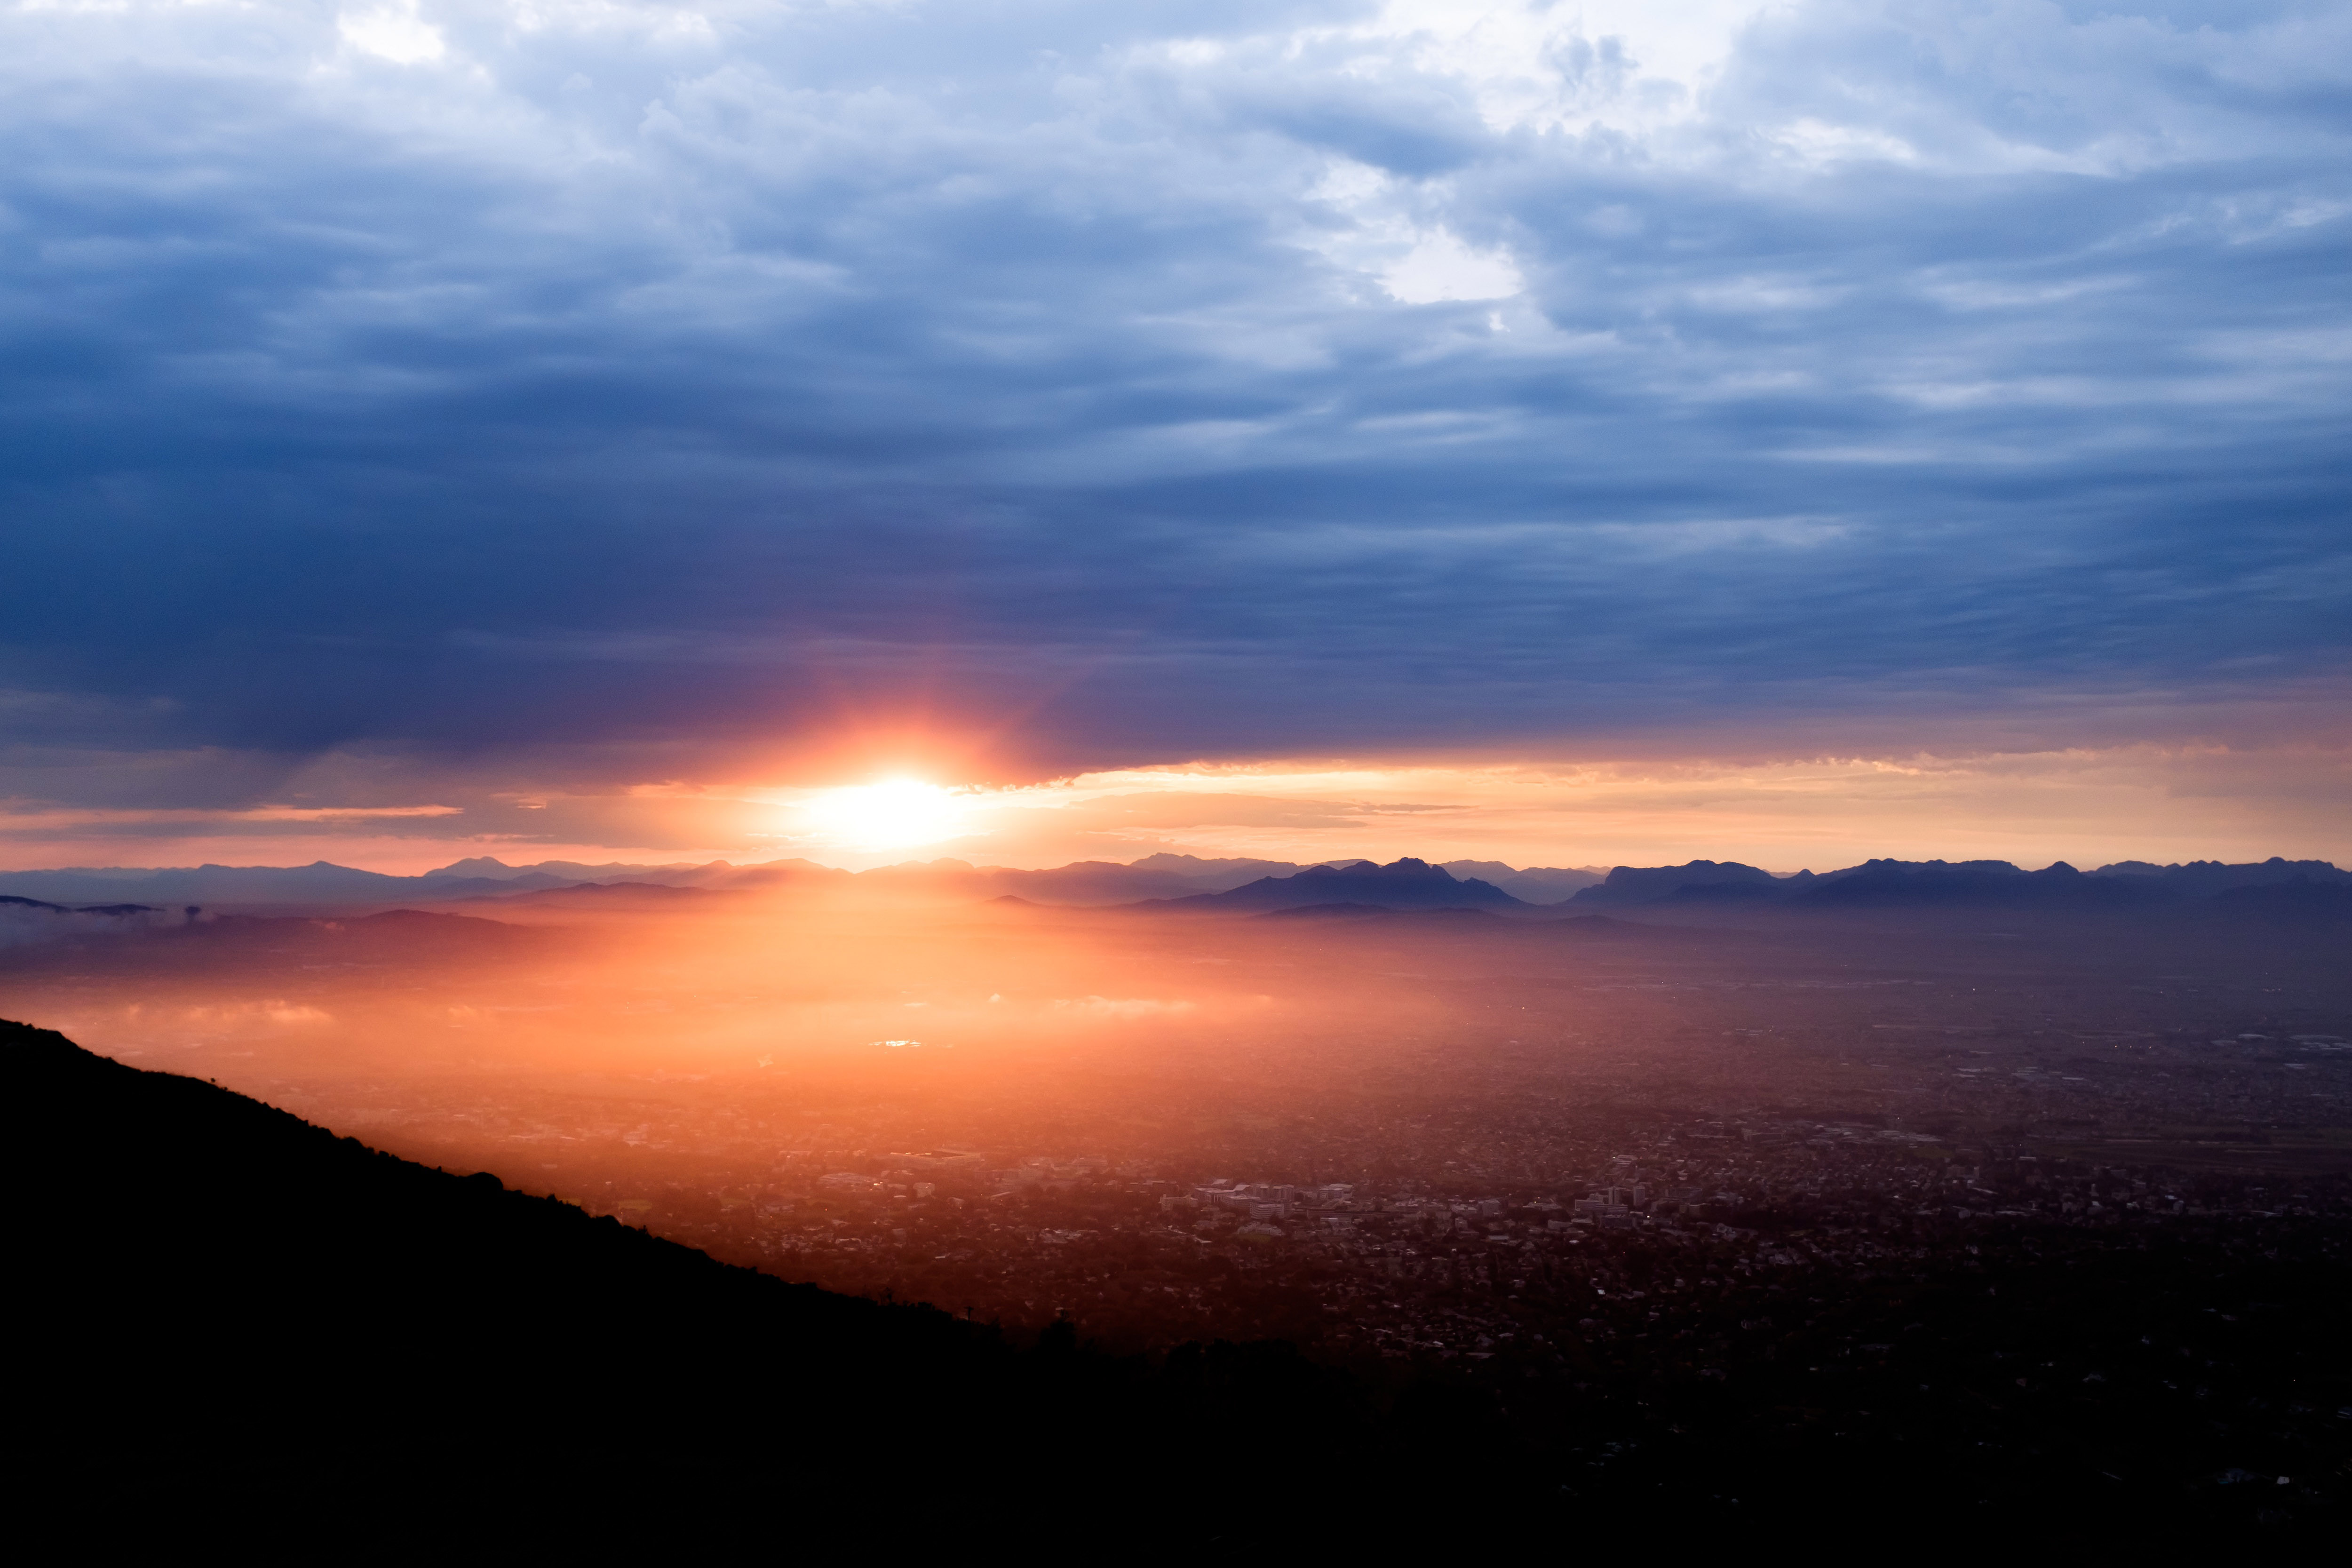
[801,779,969,851]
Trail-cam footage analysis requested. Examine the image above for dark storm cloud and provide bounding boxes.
[3,0,2347,801]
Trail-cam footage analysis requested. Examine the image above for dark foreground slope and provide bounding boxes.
[8,1019,1375,1548]
[14,1019,2347,1550]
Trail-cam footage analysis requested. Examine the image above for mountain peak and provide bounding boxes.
[429,856,519,877]
[1136,857,1527,914]
[1300,857,1449,882]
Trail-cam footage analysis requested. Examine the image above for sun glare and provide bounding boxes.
[802,779,969,851]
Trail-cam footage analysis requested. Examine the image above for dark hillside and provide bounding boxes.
[9,1019,1382,1548]
[11,1016,971,1442]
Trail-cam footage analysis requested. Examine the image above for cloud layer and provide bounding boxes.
[4,0,2347,851]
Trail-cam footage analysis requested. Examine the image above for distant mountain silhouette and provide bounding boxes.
[1126,851,1322,883]
[1790,860,2161,909]
[430,853,723,883]
[1559,856,2352,915]
[1439,860,1605,901]
[0,859,565,906]
[2086,857,2352,895]
[0,852,1339,910]
[2,893,178,944]
[12,851,2342,915]
[1568,860,1787,907]
[1135,858,1533,914]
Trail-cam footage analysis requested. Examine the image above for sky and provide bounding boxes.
[3,0,2347,873]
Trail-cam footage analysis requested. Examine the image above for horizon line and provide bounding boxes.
[4,850,2343,883]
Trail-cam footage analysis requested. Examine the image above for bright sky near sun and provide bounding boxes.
[744,748,2351,873]
[799,780,975,852]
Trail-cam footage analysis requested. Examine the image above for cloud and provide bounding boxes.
[0,0,2344,838]
[340,2,447,65]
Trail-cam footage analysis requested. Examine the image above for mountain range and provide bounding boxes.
[0,852,1600,910]
[2,851,2341,921]
[1565,856,2352,912]
[1135,857,1535,914]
